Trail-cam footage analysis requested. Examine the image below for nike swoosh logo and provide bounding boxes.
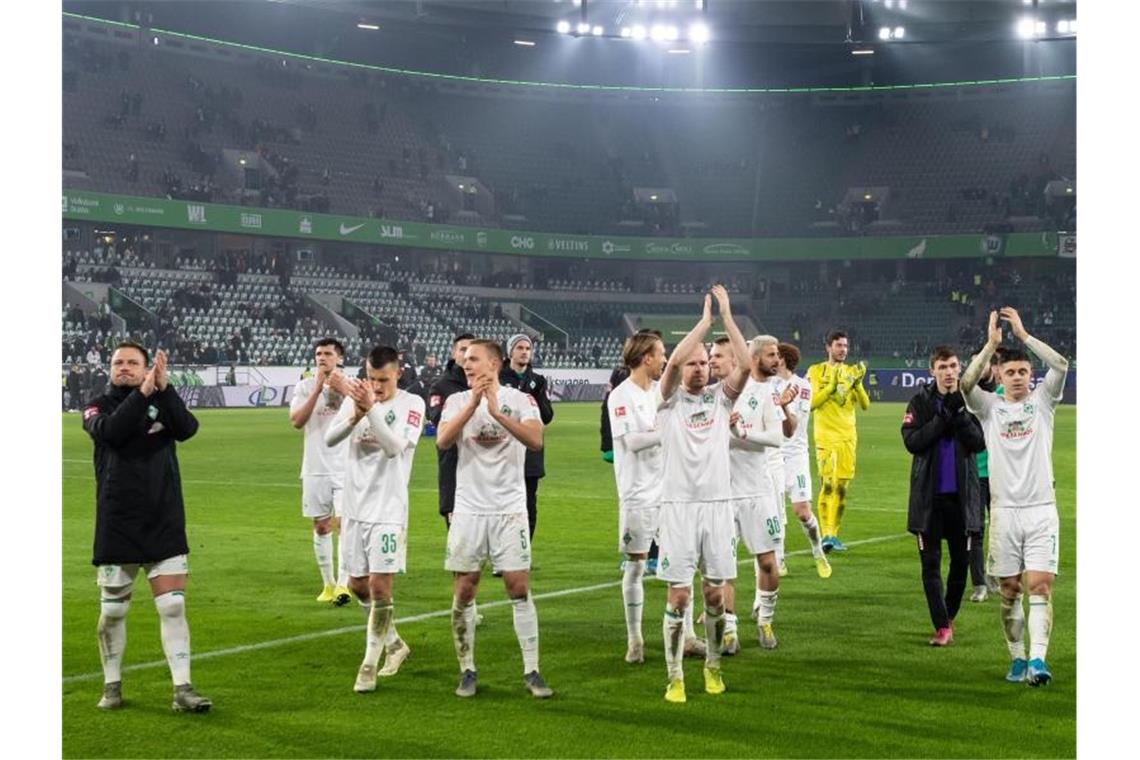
[339,223,365,235]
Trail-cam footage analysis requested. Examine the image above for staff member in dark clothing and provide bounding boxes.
[901,346,986,647]
[82,343,212,713]
[499,334,554,539]
[427,333,475,529]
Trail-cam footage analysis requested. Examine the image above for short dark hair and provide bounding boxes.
[777,342,801,372]
[466,339,503,364]
[929,345,958,367]
[990,346,1008,365]
[826,330,848,345]
[712,336,731,346]
[999,347,1031,366]
[636,328,663,338]
[113,341,149,364]
[315,337,345,357]
[367,345,400,370]
[453,333,476,345]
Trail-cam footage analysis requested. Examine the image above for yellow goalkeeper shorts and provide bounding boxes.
[816,440,857,482]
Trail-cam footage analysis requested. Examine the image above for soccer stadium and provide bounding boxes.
[59,1,1078,757]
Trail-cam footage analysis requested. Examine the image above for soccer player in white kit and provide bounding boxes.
[708,336,785,653]
[656,286,751,703]
[960,307,1068,687]
[289,338,351,604]
[437,339,554,699]
[324,346,425,692]
[758,354,797,578]
[607,331,667,664]
[776,343,832,579]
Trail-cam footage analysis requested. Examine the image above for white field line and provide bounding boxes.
[62,532,910,684]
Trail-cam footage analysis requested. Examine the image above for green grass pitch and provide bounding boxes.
[62,401,1076,758]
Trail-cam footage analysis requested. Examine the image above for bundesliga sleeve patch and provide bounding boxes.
[527,395,537,407]
[407,410,422,427]
[83,406,100,421]
[902,411,914,424]
[800,388,811,400]
[429,395,441,408]
[615,406,627,418]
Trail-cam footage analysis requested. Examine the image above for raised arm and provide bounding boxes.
[436,389,479,450]
[325,395,360,447]
[712,284,751,401]
[1002,306,1068,399]
[488,384,544,453]
[852,362,871,411]
[729,398,784,451]
[960,311,1000,395]
[659,294,713,402]
[810,366,839,410]
[777,384,797,438]
[290,368,329,429]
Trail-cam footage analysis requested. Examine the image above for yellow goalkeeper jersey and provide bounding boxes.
[806,361,868,445]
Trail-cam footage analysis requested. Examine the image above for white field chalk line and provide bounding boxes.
[62,532,910,684]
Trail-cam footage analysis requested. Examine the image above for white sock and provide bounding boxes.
[335,529,349,588]
[97,597,130,683]
[753,560,762,610]
[1027,594,1053,662]
[703,604,725,669]
[364,601,393,668]
[511,593,540,674]
[800,514,824,558]
[154,591,191,686]
[622,559,646,644]
[1000,592,1027,660]
[683,599,696,639]
[451,596,476,672]
[724,612,738,637]
[663,603,685,681]
[385,622,401,647]
[756,589,778,626]
[313,530,334,587]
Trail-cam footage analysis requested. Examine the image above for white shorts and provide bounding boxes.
[342,518,406,577]
[769,467,788,525]
[734,492,784,556]
[302,475,343,519]
[619,506,660,555]
[96,554,189,588]
[656,500,738,585]
[446,512,531,574]
[783,453,813,504]
[987,504,1060,578]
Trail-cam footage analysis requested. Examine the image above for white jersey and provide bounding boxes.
[291,377,348,478]
[442,386,542,515]
[657,382,734,503]
[965,369,1065,509]
[728,377,780,498]
[607,378,664,510]
[334,391,425,524]
[760,376,788,472]
[779,373,813,457]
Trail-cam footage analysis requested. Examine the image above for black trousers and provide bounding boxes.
[525,476,539,539]
[918,494,971,630]
[969,478,991,586]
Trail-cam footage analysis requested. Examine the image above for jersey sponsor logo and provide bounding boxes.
[430,394,441,407]
[83,405,100,420]
[474,422,508,446]
[614,405,628,418]
[800,388,810,400]
[903,411,914,424]
[999,419,1035,440]
[407,410,422,427]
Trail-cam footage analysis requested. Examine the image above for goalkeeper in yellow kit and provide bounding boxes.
[806,331,870,553]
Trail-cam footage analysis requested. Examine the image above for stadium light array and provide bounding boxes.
[894,26,905,39]
[620,27,632,38]
[650,24,667,41]
[577,22,591,35]
[665,26,680,41]
[879,27,891,40]
[851,48,875,56]
[667,48,690,55]
[1016,18,1034,38]
[513,39,536,47]
[879,26,905,41]
[556,20,571,34]
[356,23,380,31]
[689,23,710,44]
[632,25,647,40]
[592,25,604,36]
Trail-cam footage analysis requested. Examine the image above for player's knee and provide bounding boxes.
[1028,579,1053,597]
[999,577,1022,598]
[836,483,848,500]
[349,576,370,600]
[153,591,185,619]
[756,553,778,575]
[821,482,834,496]
[98,585,132,623]
[504,577,530,599]
[313,518,332,535]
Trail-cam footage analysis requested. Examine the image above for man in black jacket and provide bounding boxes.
[427,333,474,529]
[499,334,554,539]
[82,343,211,713]
[901,345,986,647]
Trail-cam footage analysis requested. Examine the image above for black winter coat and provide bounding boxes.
[499,364,554,478]
[426,360,468,515]
[900,384,986,537]
[600,366,630,453]
[83,384,199,565]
